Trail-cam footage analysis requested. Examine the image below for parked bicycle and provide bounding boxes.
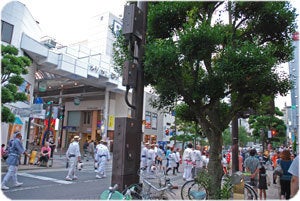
[181,171,258,200]
[122,166,178,199]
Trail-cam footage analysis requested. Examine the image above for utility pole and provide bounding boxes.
[112,1,148,191]
[231,115,239,172]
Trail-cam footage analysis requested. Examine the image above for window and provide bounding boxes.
[152,113,157,130]
[1,20,14,44]
[112,20,122,36]
[145,111,151,129]
[83,111,92,125]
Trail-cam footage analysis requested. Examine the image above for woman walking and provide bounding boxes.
[277,150,293,199]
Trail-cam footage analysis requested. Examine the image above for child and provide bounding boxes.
[258,164,270,200]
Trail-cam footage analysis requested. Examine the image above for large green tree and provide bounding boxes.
[1,45,31,123]
[114,1,297,198]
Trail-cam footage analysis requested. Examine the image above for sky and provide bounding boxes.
[1,0,299,109]
[16,0,127,44]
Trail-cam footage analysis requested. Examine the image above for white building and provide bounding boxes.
[1,1,166,149]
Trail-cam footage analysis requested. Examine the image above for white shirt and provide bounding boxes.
[97,144,110,160]
[193,149,203,167]
[66,141,81,157]
[183,148,194,161]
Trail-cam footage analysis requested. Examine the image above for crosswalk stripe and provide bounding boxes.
[18,172,73,184]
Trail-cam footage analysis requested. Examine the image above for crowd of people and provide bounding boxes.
[139,141,299,200]
[232,145,298,200]
[2,134,298,199]
[140,142,210,182]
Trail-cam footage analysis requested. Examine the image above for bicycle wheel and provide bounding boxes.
[181,180,207,200]
[244,183,258,200]
[122,183,143,199]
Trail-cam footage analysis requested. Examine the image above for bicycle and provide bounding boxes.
[100,184,132,200]
[122,166,178,199]
[181,171,258,200]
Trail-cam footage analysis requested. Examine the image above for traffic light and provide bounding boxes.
[59,105,65,120]
[45,101,53,119]
[271,129,276,136]
[165,129,169,135]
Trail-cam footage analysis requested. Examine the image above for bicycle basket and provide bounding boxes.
[100,190,124,200]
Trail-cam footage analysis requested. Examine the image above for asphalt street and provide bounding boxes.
[1,152,282,200]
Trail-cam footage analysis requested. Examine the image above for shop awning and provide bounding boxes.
[14,117,23,125]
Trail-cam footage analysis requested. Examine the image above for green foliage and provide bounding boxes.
[249,112,287,143]
[1,44,31,123]
[195,169,232,199]
[195,169,213,197]
[113,1,297,198]
[219,174,232,199]
[222,126,253,148]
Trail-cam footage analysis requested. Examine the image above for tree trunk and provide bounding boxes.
[206,130,224,199]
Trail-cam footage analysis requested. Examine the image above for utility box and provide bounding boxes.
[112,117,142,191]
[122,4,144,40]
[122,60,137,88]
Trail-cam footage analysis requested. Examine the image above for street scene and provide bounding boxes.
[0,150,284,200]
[1,0,300,200]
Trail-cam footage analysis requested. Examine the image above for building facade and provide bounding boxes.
[1,1,167,151]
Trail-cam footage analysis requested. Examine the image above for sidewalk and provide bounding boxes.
[1,149,69,172]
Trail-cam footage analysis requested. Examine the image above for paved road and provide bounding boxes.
[1,152,281,200]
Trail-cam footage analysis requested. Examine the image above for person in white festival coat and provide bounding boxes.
[65,136,82,181]
[141,142,149,170]
[95,140,110,178]
[147,144,156,173]
[182,143,195,181]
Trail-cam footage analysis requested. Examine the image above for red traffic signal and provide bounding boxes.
[165,129,169,135]
[271,130,276,136]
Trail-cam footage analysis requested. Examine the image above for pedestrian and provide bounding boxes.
[83,140,89,159]
[165,146,171,168]
[238,151,244,172]
[36,141,51,166]
[156,145,165,171]
[47,135,55,158]
[258,164,270,200]
[87,140,95,162]
[175,148,181,173]
[65,135,81,181]
[182,143,194,181]
[95,140,110,179]
[273,151,281,184]
[1,131,30,190]
[244,148,260,191]
[222,154,228,174]
[140,142,149,171]
[147,144,156,173]
[193,145,203,177]
[288,155,299,198]
[166,147,178,175]
[278,149,293,199]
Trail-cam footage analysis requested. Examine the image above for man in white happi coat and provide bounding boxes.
[95,140,110,179]
[147,144,156,173]
[65,136,82,181]
[182,143,195,181]
[140,142,149,170]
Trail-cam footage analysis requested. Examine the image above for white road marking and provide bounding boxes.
[18,172,73,184]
